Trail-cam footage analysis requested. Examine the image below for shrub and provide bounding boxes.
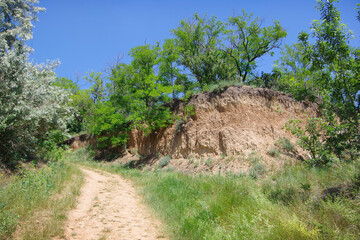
[285,118,334,166]
[0,1,72,169]
[175,119,184,133]
[267,148,280,157]
[276,137,295,152]
[183,105,196,122]
[158,156,171,168]
[249,163,266,179]
[203,80,243,93]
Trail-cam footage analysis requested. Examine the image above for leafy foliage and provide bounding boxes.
[158,38,187,98]
[286,118,333,166]
[87,102,129,149]
[0,0,72,168]
[172,13,233,87]
[226,11,287,82]
[279,0,359,165]
[274,43,319,101]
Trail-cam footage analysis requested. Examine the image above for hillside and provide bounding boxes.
[70,85,319,174]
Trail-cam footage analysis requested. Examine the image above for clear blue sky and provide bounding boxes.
[28,0,359,88]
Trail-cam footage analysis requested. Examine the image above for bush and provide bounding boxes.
[175,119,184,133]
[158,156,171,168]
[267,148,280,157]
[285,118,334,167]
[275,137,295,152]
[249,163,266,179]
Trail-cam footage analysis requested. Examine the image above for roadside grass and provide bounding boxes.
[68,147,360,240]
[0,158,83,239]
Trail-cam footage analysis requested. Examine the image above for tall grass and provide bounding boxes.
[0,159,83,239]
[68,148,360,240]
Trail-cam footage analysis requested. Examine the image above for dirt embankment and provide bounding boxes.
[128,86,318,157]
[69,86,319,174]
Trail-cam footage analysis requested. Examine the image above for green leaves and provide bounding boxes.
[285,118,334,167]
[227,11,287,82]
[281,1,360,164]
[171,11,287,87]
[87,102,128,149]
[0,0,73,168]
[87,43,178,146]
[172,13,232,87]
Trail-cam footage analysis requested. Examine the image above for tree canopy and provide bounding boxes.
[0,0,72,168]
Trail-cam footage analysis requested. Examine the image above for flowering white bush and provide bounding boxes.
[0,0,72,167]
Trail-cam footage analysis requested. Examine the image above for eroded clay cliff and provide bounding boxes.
[127,85,318,159]
[69,85,319,174]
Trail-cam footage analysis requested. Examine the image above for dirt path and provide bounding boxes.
[63,168,167,240]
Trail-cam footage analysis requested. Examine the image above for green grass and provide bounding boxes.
[67,147,360,240]
[0,157,83,239]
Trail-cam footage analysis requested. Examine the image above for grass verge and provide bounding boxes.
[68,148,360,240]
[0,159,83,239]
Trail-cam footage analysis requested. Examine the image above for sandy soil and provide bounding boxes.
[62,168,167,240]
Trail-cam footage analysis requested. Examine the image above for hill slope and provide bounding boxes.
[121,85,319,173]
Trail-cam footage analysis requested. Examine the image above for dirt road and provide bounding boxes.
[63,168,167,240]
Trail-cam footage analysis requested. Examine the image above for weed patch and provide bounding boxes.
[0,159,82,239]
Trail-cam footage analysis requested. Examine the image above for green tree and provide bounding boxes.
[83,71,106,103]
[226,11,287,83]
[127,44,174,132]
[0,0,72,168]
[88,44,177,148]
[308,0,359,156]
[53,77,79,94]
[274,43,319,100]
[172,13,234,88]
[53,77,94,133]
[87,101,129,149]
[158,38,188,98]
[285,0,360,164]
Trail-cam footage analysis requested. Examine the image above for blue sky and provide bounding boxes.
[28,0,359,88]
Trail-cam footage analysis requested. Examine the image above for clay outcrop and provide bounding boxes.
[127,85,319,159]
